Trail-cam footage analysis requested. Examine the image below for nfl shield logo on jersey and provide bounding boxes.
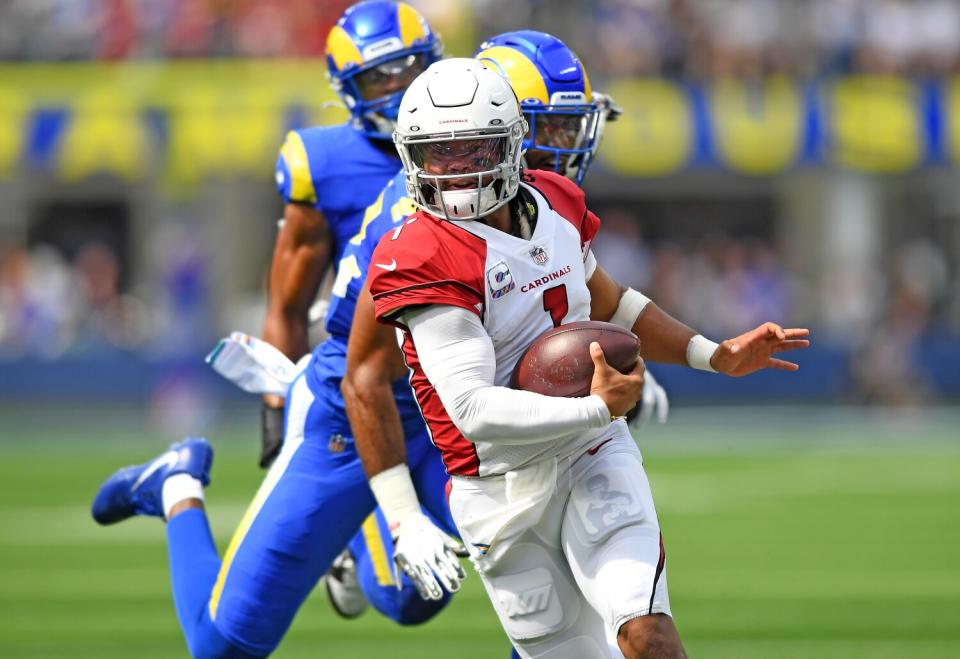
[487,261,515,299]
[529,246,549,265]
[328,433,347,453]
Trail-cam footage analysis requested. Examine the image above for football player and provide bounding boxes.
[349,58,810,658]
[261,0,440,467]
[474,30,667,428]
[89,4,458,657]
[262,0,446,621]
[339,32,665,632]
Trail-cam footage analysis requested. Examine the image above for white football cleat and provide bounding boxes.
[325,549,368,619]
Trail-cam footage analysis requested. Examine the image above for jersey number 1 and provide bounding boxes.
[543,284,568,327]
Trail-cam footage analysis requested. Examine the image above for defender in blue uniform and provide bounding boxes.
[91,3,449,657]
[311,171,460,623]
[260,0,441,466]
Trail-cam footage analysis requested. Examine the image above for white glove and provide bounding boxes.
[369,464,467,601]
[392,512,467,600]
[631,369,669,429]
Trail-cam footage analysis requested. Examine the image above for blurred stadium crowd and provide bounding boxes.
[1,0,958,77]
[3,206,956,405]
[0,227,210,358]
[1,0,959,408]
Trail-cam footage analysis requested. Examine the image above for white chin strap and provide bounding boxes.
[438,185,498,220]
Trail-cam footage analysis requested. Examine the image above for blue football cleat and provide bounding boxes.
[91,437,213,525]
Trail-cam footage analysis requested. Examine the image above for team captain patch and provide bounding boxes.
[487,261,516,299]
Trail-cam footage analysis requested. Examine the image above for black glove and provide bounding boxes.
[260,402,285,468]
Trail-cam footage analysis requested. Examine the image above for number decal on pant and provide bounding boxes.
[543,284,569,327]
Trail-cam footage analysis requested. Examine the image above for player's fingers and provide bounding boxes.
[629,356,646,377]
[444,547,467,579]
[433,546,460,582]
[394,555,414,593]
[589,342,609,370]
[783,328,810,339]
[639,381,655,427]
[440,554,464,592]
[655,384,669,424]
[771,340,809,353]
[740,324,771,344]
[433,560,460,594]
[397,553,442,600]
[418,564,443,600]
[767,357,799,371]
[445,536,470,559]
[442,554,464,592]
[760,321,785,340]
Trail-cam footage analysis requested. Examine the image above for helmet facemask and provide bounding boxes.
[521,104,601,184]
[396,120,526,221]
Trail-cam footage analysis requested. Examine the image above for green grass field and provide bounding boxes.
[1,405,958,658]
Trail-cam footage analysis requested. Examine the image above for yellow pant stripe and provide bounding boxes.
[361,513,395,587]
[208,377,311,619]
[207,470,279,619]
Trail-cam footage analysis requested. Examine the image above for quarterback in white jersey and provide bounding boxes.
[370,166,609,478]
[350,59,810,659]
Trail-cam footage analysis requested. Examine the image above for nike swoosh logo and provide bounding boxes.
[375,259,397,271]
[586,437,614,456]
[132,450,180,491]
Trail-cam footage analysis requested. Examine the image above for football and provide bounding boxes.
[511,321,641,397]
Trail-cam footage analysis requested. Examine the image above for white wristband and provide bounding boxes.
[687,334,719,372]
[609,287,651,331]
[368,463,422,531]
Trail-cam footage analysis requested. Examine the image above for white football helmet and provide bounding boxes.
[394,58,526,220]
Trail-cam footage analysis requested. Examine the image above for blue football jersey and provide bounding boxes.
[274,125,401,269]
[306,169,424,440]
[326,170,413,344]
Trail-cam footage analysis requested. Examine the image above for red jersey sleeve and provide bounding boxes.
[522,169,600,254]
[367,213,487,325]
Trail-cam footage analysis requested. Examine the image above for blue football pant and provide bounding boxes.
[164,375,456,657]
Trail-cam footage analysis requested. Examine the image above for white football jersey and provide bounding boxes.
[369,170,610,477]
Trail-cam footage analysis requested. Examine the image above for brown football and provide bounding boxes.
[511,321,641,397]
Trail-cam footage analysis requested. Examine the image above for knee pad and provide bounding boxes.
[484,543,580,642]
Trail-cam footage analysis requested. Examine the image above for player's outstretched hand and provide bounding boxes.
[711,323,810,377]
[589,342,645,418]
[392,512,468,601]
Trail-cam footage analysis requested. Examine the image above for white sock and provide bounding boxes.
[162,473,205,520]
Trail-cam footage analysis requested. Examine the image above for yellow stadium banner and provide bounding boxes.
[827,76,922,174]
[710,76,803,175]
[0,62,957,191]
